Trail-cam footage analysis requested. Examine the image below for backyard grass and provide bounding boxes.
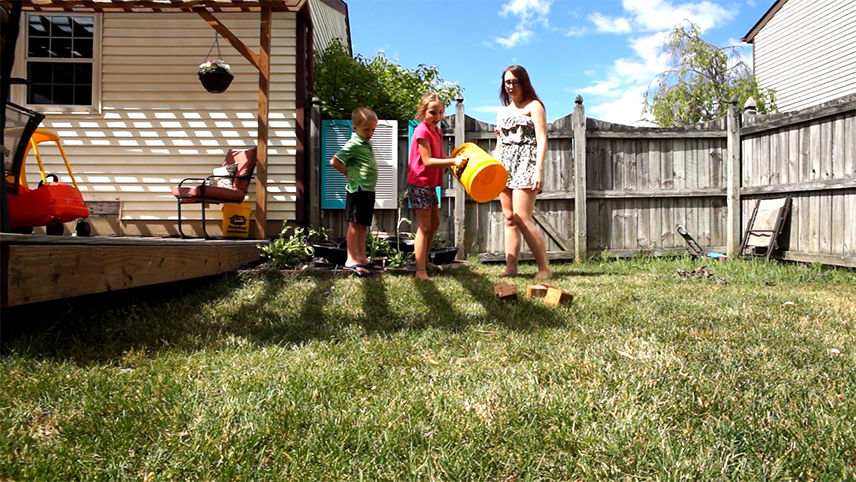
[2,257,855,480]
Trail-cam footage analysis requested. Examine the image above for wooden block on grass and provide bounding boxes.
[493,282,517,300]
[526,284,549,298]
[544,287,573,306]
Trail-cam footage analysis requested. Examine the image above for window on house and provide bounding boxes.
[25,14,98,109]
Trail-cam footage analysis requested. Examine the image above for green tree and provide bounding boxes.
[313,38,463,122]
[645,22,776,126]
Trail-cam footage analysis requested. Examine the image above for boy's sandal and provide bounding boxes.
[367,260,386,272]
[344,264,373,277]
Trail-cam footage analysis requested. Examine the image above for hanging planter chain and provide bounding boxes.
[206,31,224,63]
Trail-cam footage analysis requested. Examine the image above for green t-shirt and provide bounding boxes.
[334,132,377,193]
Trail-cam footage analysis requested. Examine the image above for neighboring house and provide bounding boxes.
[742,0,856,112]
[6,0,350,237]
[309,0,350,54]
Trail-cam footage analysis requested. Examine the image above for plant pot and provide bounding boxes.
[387,236,416,252]
[429,247,459,265]
[311,242,347,266]
[198,70,234,93]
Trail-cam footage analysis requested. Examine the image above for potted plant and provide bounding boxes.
[429,235,459,265]
[198,59,233,93]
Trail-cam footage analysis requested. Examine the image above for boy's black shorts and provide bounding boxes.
[345,188,375,226]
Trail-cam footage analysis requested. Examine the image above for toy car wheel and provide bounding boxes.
[76,219,91,237]
[13,226,34,234]
[38,173,59,187]
[46,219,64,235]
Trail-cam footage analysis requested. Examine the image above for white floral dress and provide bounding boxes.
[495,114,537,189]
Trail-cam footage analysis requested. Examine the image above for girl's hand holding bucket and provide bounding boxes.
[449,143,508,202]
[454,155,469,171]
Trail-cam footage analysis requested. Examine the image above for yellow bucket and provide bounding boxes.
[221,202,252,238]
[450,143,508,203]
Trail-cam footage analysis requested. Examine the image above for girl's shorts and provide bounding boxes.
[407,184,438,209]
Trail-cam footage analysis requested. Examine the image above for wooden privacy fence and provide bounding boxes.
[307,93,856,268]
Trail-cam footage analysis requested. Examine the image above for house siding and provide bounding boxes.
[11,12,300,235]
[309,0,349,52]
[753,0,856,112]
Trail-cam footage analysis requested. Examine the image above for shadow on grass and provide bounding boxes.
[0,275,239,360]
[0,265,574,364]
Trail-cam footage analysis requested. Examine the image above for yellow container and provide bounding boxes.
[221,202,252,238]
[450,143,508,203]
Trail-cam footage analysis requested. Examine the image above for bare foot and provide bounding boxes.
[534,270,552,280]
[415,267,430,281]
[499,268,517,277]
[427,262,443,272]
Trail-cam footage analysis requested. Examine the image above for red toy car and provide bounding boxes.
[6,128,91,236]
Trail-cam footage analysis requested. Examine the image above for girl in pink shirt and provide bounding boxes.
[406,93,468,280]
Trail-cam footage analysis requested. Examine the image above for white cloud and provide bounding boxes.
[494,28,535,49]
[493,0,553,49]
[587,85,655,126]
[500,0,552,19]
[589,12,632,34]
[579,77,622,96]
[621,0,735,33]
[471,105,503,115]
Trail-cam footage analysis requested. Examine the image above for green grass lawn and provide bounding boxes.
[2,258,855,480]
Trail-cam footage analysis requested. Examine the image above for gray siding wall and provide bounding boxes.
[308,0,349,52]
[753,0,856,112]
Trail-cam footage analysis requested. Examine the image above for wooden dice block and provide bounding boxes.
[544,287,573,306]
[526,284,549,298]
[493,282,517,300]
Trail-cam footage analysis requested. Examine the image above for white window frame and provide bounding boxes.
[12,12,103,114]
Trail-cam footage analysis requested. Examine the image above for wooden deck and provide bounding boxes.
[0,234,264,307]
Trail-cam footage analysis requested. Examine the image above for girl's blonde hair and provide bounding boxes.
[416,93,444,120]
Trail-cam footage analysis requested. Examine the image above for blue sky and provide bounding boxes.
[345,0,772,125]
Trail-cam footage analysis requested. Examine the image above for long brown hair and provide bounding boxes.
[499,65,541,107]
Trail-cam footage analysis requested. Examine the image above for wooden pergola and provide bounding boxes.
[11,0,311,239]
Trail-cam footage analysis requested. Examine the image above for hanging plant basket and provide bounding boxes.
[198,33,233,93]
[198,70,234,93]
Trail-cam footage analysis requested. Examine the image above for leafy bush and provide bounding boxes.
[259,224,315,269]
[313,38,463,122]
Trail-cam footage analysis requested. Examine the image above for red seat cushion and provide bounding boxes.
[172,185,246,204]
[172,147,257,205]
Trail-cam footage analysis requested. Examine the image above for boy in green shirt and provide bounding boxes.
[330,107,380,276]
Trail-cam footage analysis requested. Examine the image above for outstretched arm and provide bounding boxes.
[418,140,467,169]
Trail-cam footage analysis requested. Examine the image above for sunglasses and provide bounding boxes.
[504,79,520,86]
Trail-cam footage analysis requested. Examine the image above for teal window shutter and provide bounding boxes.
[406,119,441,208]
[321,120,351,209]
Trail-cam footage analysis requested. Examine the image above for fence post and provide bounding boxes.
[726,97,741,258]
[572,95,587,262]
[454,95,466,258]
[308,97,321,227]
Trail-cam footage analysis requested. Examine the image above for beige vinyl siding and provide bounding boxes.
[308,0,349,52]
[753,0,856,112]
[15,12,300,234]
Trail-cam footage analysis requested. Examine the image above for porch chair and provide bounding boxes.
[172,147,257,238]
